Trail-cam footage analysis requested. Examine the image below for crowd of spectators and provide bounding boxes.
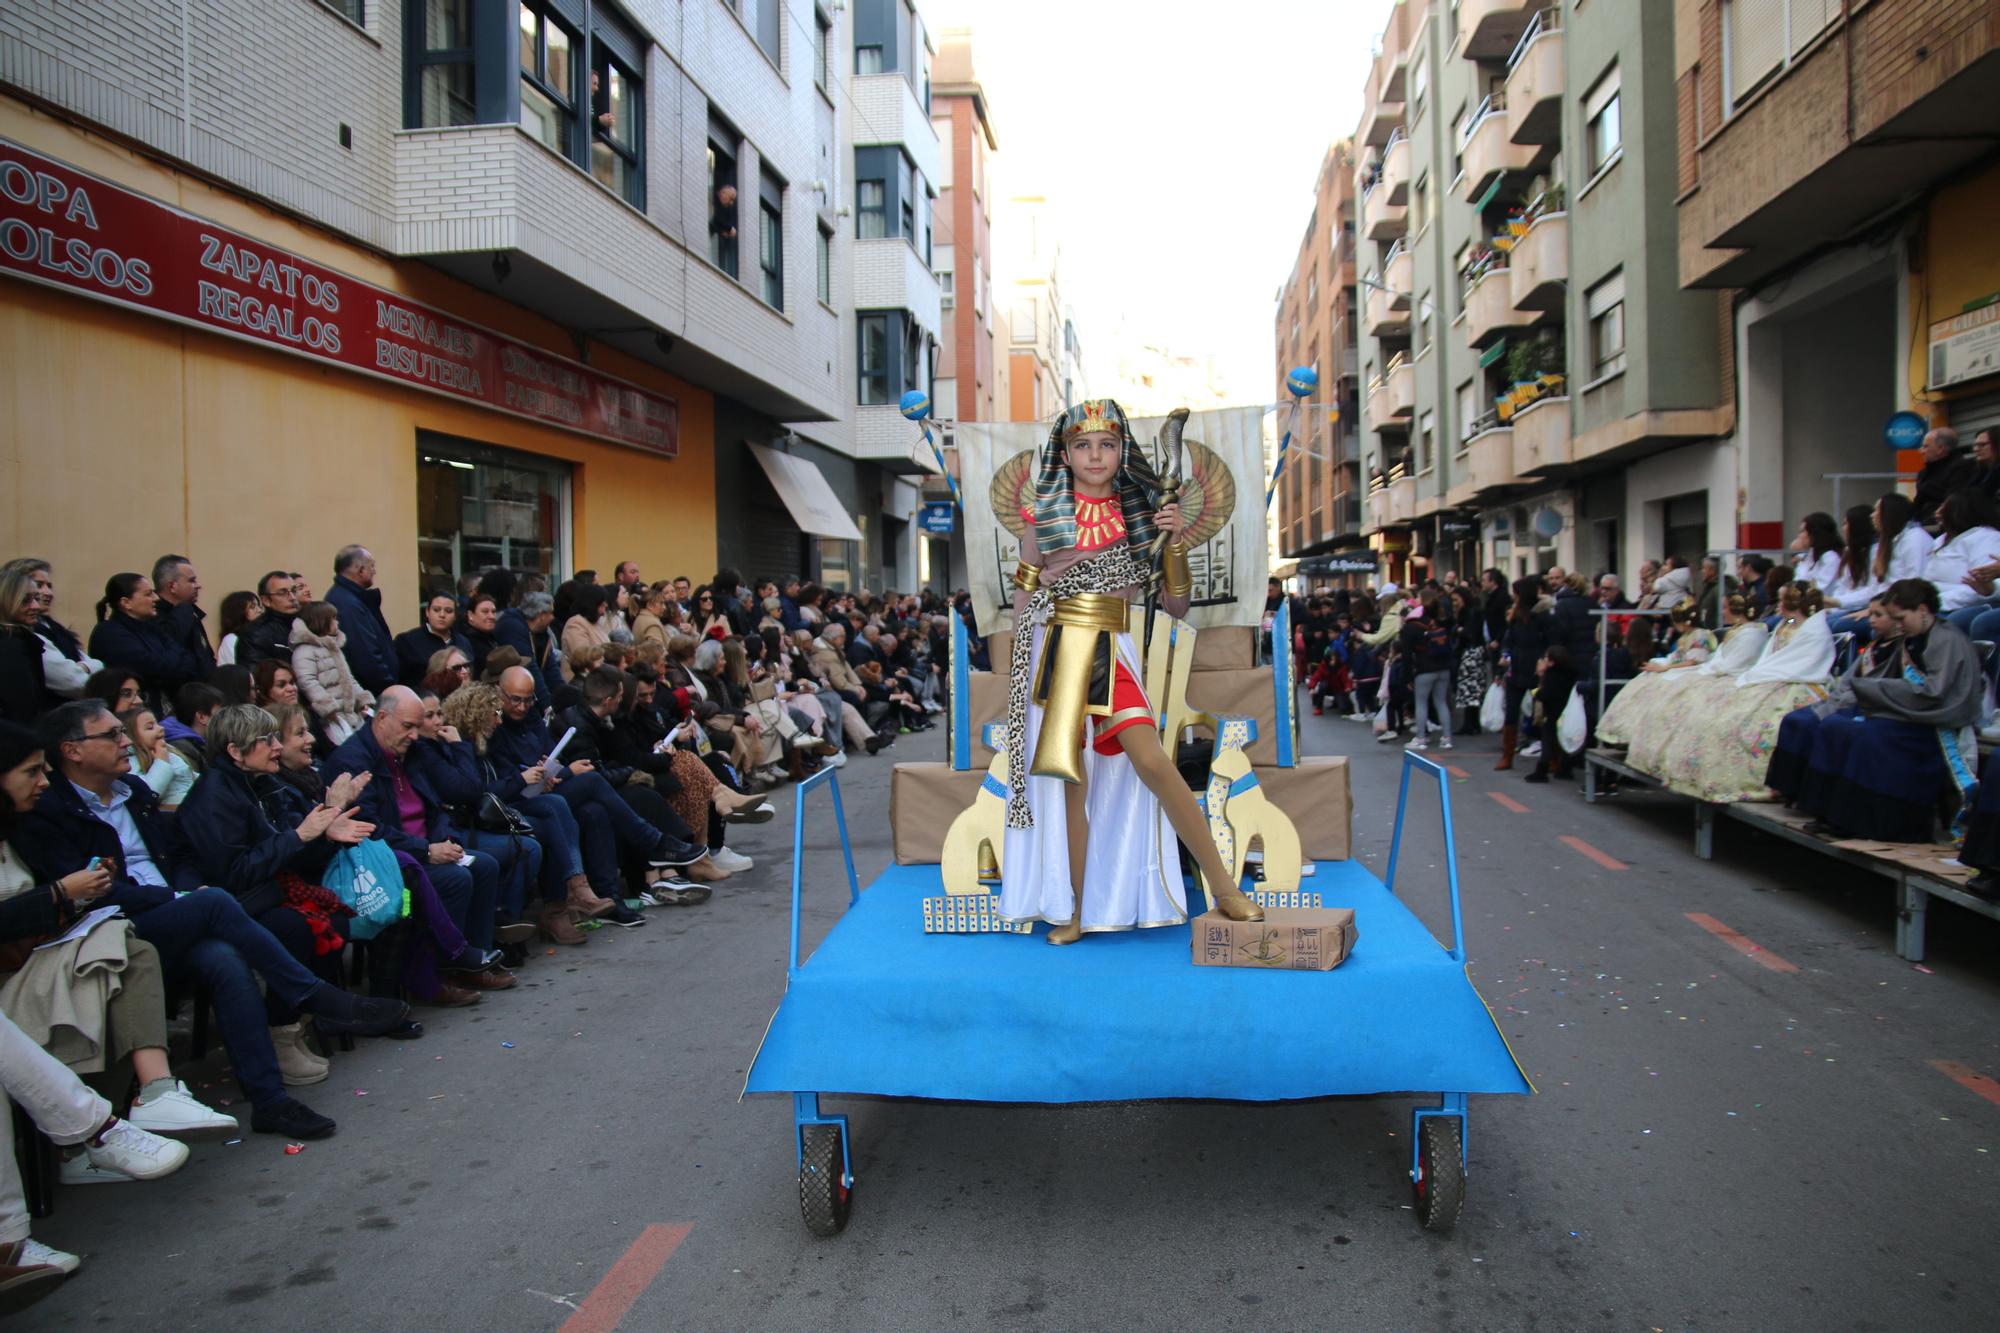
[1288,427,2000,873]
[0,543,959,1303]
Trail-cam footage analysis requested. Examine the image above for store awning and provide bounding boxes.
[746,443,864,541]
[1479,339,1509,369]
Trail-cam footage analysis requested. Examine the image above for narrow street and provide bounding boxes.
[15,711,2000,1331]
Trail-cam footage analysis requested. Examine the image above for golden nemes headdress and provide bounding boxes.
[1060,399,1126,444]
[1033,399,1162,557]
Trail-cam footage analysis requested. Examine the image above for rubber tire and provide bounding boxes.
[1412,1116,1465,1233]
[798,1124,852,1237]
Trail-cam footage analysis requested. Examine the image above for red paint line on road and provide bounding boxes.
[1489,791,1531,814]
[1929,1060,2000,1107]
[1445,764,1470,779]
[562,1223,692,1333]
[1559,835,1628,870]
[1685,912,1798,973]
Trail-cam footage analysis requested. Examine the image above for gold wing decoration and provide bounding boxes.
[1179,439,1237,547]
[990,450,1038,540]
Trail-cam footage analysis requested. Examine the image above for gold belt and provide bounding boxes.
[1048,592,1130,632]
[1030,594,1130,782]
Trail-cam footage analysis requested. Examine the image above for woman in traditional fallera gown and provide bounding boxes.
[1650,586,1836,803]
[996,400,1263,945]
[1594,599,1717,752]
[1765,578,1983,842]
[1620,593,1770,778]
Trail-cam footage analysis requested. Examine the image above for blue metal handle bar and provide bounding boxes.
[1382,750,1466,963]
[787,764,861,981]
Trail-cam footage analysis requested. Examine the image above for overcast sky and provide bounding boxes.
[917,0,1381,407]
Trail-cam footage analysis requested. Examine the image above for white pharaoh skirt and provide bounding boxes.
[997,628,1187,932]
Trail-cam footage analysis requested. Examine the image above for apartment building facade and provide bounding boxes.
[1272,138,1364,571]
[1676,0,2000,552]
[1349,0,1726,587]
[0,0,948,612]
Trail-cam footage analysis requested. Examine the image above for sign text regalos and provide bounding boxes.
[0,139,678,455]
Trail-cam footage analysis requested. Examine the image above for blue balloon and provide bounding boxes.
[898,389,932,421]
[1285,365,1318,398]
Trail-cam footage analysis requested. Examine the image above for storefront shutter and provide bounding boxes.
[1947,386,2000,438]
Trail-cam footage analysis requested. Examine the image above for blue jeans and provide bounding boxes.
[131,887,323,1111]
[423,824,501,951]
[461,826,544,922]
[1948,601,2000,637]
[552,770,689,891]
[520,792,583,898]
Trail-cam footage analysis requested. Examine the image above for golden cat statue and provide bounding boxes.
[942,723,1011,896]
[1196,716,1303,907]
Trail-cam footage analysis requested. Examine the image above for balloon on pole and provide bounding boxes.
[900,389,963,510]
[1266,365,1317,510]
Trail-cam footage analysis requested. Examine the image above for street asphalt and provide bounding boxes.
[12,704,2000,1331]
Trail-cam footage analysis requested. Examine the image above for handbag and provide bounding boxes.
[321,839,406,940]
[471,791,535,836]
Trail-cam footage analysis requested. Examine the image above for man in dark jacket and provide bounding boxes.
[324,545,399,696]
[1913,427,1975,527]
[15,701,406,1139]
[240,570,300,667]
[1550,579,1600,683]
[490,665,707,892]
[321,687,500,960]
[150,555,216,683]
[396,592,471,687]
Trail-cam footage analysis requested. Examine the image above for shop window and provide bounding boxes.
[709,113,742,275]
[819,538,855,591]
[759,168,785,310]
[518,1,578,154]
[416,435,571,604]
[816,222,833,305]
[409,0,477,128]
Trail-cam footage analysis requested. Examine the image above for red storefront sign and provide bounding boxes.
[0,138,678,456]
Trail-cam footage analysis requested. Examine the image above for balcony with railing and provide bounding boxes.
[1379,130,1411,205]
[1360,173,1408,241]
[1363,270,1406,340]
[1462,412,1523,494]
[1505,8,1564,147]
[1366,354,1416,430]
[1388,470,1417,523]
[1507,190,1567,314]
[1384,240,1413,309]
[1459,0,1535,62]
[1461,95,1535,203]
[1461,251,1527,346]
[1509,393,1573,474]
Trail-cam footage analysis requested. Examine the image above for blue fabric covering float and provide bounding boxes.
[745,861,1531,1104]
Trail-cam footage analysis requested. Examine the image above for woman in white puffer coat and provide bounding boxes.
[289,602,375,745]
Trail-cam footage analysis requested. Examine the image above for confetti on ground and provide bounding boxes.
[354,1089,368,1096]
[501,1042,515,1049]
[283,1143,305,1155]
[1915,964,1936,974]
[223,1138,242,1146]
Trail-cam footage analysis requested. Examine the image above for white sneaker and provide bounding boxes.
[1439,739,1454,750]
[18,1238,79,1275]
[711,847,755,873]
[823,749,849,768]
[127,1080,238,1136]
[62,1119,189,1183]
[1520,741,1543,758]
[1405,737,1428,751]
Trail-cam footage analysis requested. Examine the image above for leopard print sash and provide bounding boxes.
[1006,545,1152,829]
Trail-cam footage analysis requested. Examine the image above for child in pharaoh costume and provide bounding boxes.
[998,398,1265,944]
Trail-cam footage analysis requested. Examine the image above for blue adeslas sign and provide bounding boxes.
[1885,410,1928,450]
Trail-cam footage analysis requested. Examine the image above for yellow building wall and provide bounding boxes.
[0,102,718,631]
[1911,159,2000,415]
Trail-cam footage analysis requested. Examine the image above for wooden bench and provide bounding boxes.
[1582,747,2000,962]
